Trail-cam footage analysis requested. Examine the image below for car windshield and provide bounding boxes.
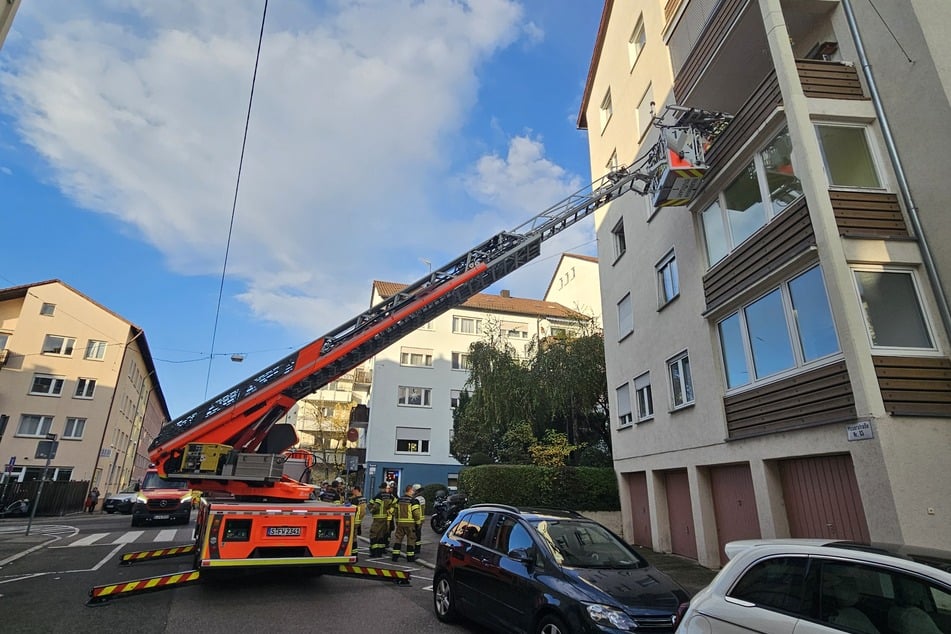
[530,519,645,569]
[141,472,188,490]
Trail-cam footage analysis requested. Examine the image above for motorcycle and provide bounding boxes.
[430,490,468,534]
[0,499,30,518]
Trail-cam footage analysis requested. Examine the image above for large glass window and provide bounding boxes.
[395,426,430,454]
[397,386,431,407]
[63,417,86,440]
[668,352,694,409]
[30,374,65,396]
[400,347,433,367]
[42,335,75,356]
[702,128,802,267]
[85,340,107,360]
[817,124,881,188]
[17,414,53,437]
[853,269,933,349]
[452,316,482,335]
[717,266,840,389]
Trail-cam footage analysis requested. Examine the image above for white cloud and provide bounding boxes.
[1,0,588,334]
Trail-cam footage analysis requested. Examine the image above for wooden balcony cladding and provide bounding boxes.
[703,198,815,313]
[673,0,747,104]
[725,361,856,439]
[830,190,910,239]
[704,70,782,185]
[796,59,866,100]
[873,356,951,417]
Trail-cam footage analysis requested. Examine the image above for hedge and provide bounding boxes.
[456,464,619,511]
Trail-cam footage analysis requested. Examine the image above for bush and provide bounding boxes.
[458,464,618,511]
[467,452,493,466]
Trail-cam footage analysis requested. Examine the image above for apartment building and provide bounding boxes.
[544,253,603,328]
[580,0,951,566]
[363,275,594,494]
[0,281,169,492]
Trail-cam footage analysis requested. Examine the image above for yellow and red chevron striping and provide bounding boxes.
[120,544,197,563]
[88,570,201,604]
[336,564,410,580]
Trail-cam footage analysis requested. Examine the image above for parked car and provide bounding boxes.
[101,489,138,514]
[676,539,951,633]
[433,504,689,633]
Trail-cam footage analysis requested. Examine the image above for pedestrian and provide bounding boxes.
[412,483,426,555]
[368,482,396,557]
[391,484,421,563]
[85,487,100,513]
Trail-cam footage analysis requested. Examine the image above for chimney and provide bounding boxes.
[500,290,511,298]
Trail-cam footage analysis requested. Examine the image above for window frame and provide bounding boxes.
[667,351,694,410]
[399,347,434,368]
[29,373,65,397]
[599,88,613,131]
[634,372,654,422]
[451,351,471,371]
[628,15,646,68]
[452,315,482,335]
[397,386,432,408]
[635,83,654,141]
[41,334,76,356]
[615,382,633,428]
[611,218,627,262]
[617,293,633,341]
[85,340,108,360]
[40,302,56,316]
[63,417,86,440]
[395,426,431,455]
[815,122,884,190]
[850,266,937,354]
[656,249,679,308]
[17,414,53,438]
[74,377,97,399]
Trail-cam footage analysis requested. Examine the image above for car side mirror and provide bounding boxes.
[508,547,535,565]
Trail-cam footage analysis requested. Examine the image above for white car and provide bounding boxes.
[676,539,951,634]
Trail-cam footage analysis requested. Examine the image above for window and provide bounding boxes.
[40,302,55,316]
[599,88,613,130]
[617,293,633,340]
[667,352,694,409]
[74,378,97,399]
[452,316,482,335]
[612,218,626,260]
[634,372,653,422]
[30,374,65,396]
[656,250,679,306]
[853,268,934,350]
[729,556,808,614]
[615,383,633,426]
[718,266,840,389]
[495,515,534,556]
[398,386,431,407]
[17,414,53,437]
[395,426,430,454]
[450,389,462,410]
[501,321,529,339]
[701,128,803,266]
[63,417,86,439]
[450,511,491,543]
[400,347,433,367]
[85,340,107,360]
[816,124,881,188]
[628,16,646,67]
[0,332,9,349]
[42,335,75,356]
[636,83,654,139]
[451,352,471,370]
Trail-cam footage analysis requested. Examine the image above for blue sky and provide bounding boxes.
[0,0,603,418]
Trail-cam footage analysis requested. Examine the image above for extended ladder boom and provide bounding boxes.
[149,105,731,497]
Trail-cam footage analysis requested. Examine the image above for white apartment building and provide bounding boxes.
[581,0,951,567]
[0,280,168,491]
[363,271,596,494]
[543,253,603,328]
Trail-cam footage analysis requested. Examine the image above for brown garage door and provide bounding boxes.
[711,463,761,565]
[626,471,652,547]
[665,469,698,560]
[779,454,870,542]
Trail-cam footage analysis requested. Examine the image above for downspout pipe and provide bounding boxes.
[841,0,951,341]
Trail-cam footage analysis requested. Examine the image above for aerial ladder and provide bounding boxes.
[88,104,730,605]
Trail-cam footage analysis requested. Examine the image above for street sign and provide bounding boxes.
[35,440,59,460]
[847,420,874,441]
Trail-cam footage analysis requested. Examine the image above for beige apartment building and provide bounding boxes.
[580,0,951,566]
[0,281,168,493]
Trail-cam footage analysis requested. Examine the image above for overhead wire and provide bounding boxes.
[204,0,269,398]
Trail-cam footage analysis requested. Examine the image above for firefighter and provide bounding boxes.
[391,484,421,562]
[368,482,395,557]
[412,483,426,555]
[348,485,366,556]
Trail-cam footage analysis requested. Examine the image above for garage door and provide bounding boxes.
[626,471,652,547]
[711,463,761,565]
[665,470,697,560]
[779,454,870,542]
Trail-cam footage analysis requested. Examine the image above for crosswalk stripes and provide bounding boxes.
[55,527,195,548]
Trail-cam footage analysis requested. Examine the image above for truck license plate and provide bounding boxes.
[267,526,302,537]
[153,514,169,520]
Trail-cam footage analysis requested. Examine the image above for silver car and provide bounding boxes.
[101,489,138,514]
[677,539,951,633]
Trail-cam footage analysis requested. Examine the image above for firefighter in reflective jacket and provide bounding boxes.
[349,485,366,556]
[412,483,426,555]
[368,483,396,557]
[391,484,421,562]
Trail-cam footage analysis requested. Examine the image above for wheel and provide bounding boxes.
[431,515,450,534]
[105,509,115,514]
[433,573,459,623]
[537,614,569,634]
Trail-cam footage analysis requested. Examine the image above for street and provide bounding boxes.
[0,513,488,634]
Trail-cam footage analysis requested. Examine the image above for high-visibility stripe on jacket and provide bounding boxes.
[395,495,421,525]
[369,492,395,519]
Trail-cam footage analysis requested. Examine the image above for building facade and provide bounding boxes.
[363,279,592,494]
[581,0,951,566]
[0,281,169,494]
[543,253,603,328]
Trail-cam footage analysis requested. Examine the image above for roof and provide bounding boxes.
[577,0,614,130]
[372,281,586,320]
[0,279,171,420]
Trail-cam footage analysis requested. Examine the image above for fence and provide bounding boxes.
[0,479,90,516]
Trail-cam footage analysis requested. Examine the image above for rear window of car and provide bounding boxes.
[729,556,808,614]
